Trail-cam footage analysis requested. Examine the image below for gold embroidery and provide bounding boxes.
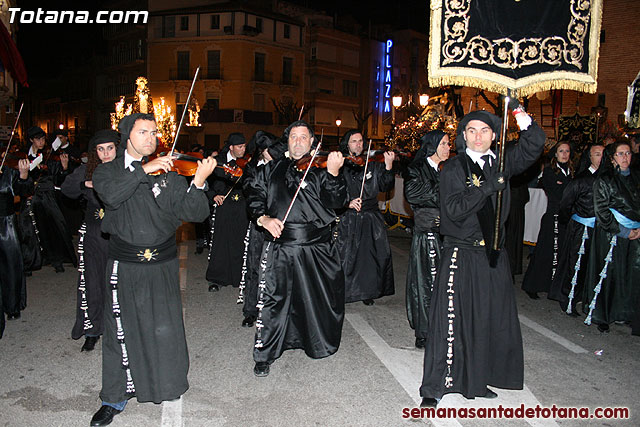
[95,208,105,220]
[137,248,158,262]
[232,194,240,201]
[471,173,482,188]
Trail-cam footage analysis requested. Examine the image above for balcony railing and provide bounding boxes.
[252,71,273,83]
[280,75,299,86]
[169,67,201,80]
[203,68,223,80]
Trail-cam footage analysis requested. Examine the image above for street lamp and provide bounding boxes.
[58,123,65,130]
[336,116,342,142]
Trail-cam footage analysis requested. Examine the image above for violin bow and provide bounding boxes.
[298,104,304,121]
[358,139,373,200]
[0,102,24,173]
[169,66,200,158]
[282,129,323,224]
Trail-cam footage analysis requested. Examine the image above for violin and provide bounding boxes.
[0,151,29,172]
[147,151,242,177]
[294,152,361,170]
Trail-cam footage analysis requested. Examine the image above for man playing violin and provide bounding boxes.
[20,126,76,274]
[336,130,395,306]
[245,120,347,377]
[206,132,249,292]
[90,113,216,426]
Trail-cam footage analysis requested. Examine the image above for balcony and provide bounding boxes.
[203,68,224,80]
[169,68,201,81]
[280,75,300,86]
[252,71,273,83]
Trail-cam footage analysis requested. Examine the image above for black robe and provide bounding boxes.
[93,155,210,404]
[403,158,442,340]
[205,153,249,287]
[504,162,535,275]
[522,164,571,294]
[336,161,394,302]
[0,169,32,338]
[420,123,546,400]
[547,168,597,310]
[246,157,348,363]
[19,152,76,270]
[61,164,109,339]
[583,169,640,327]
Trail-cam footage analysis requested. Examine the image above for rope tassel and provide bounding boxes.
[585,236,617,326]
[444,247,459,389]
[237,225,252,304]
[109,260,135,393]
[566,225,589,315]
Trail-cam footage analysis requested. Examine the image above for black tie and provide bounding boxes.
[481,154,492,177]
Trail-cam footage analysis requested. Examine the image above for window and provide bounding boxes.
[177,51,190,80]
[210,14,220,30]
[176,92,187,119]
[162,15,175,37]
[282,57,293,85]
[256,17,263,33]
[207,50,221,79]
[205,93,219,110]
[180,16,189,31]
[310,46,317,60]
[284,24,290,39]
[254,52,265,81]
[254,94,265,111]
[343,80,357,98]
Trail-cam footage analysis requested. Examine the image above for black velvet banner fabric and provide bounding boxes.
[428,0,603,97]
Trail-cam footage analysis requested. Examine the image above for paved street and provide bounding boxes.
[1,227,638,426]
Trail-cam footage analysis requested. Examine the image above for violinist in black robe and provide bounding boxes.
[245,120,347,377]
[89,113,215,426]
[53,129,84,236]
[61,130,120,352]
[206,133,249,291]
[336,129,395,305]
[548,145,604,314]
[238,132,285,327]
[583,141,640,333]
[522,142,573,299]
[403,130,450,349]
[420,108,546,407]
[0,158,32,333]
[19,126,76,273]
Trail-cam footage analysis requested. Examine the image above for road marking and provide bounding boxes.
[161,397,183,427]
[160,242,188,426]
[347,313,558,426]
[519,314,588,354]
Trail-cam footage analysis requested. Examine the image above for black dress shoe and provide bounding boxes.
[363,299,375,306]
[415,338,426,349]
[482,388,498,399]
[242,315,257,327]
[526,291,540,300]
[420,397,437,407]
[208,283,219,292]
[90,405,121,426]
[54,264,65,273]
[7,312,21,320]
[597,323,610,333]
[195,246,204,254]
[24,271,32,277]
[254,362,270,377]
[82,336,100,352]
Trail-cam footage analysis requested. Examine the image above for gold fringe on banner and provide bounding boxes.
[428,0,603,98]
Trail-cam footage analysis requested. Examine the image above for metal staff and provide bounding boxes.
[0,102,25,173]
[489,95,511,267]
[169,66,200,157]
[358,139,373,200]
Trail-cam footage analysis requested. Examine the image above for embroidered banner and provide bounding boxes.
[428,0,603,97]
